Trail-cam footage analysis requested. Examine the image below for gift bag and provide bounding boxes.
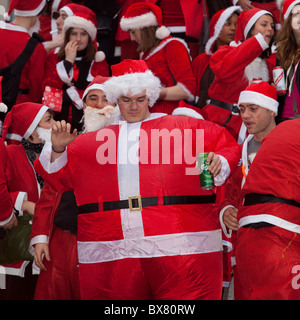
[42,86,63,112]
[0,214,33,265]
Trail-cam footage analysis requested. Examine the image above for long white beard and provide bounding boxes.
[244,57,269,84]
[82,105,120,133]
[36,127,52,143]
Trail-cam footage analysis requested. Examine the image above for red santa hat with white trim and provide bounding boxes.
[63,7,105,62]
[82,75,111,101]
[104,59,161,107]
[205,6,241,55]
[2,102,49,145]
[4,0,46,21]
[120,2,170,40]
[281,0,300,21]
[234,8,273,43]
[238,81,279,115]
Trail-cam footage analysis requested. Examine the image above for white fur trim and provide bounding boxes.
[66,86,83,110]
[24,105,49,140]
[60,6,74,17]
[172,107,204,119]
[120,11,158,31]
[205,6,241,55]
[177,82,195,102]
[14,0,46,17]
[82,83,106,100]
[155,26,170,39]
[284,0,300,20]
[255,33,269,51]
[238,91,279,115]
[0,103,7,113]
[104,70,161,107]
[94,51,105,62]
[56,60,73,83]
[244,10,271,40]
[63,15,96,40]
[4,12,10,22]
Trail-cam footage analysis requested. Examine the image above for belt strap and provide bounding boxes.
[244,193,300,208]
[78,194,217,214]
[210,99,240,114]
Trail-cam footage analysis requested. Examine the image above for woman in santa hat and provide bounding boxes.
[276,0,300,119]
[42,6,109,131]
[192,6,241,110]
[119,2,197,114]
[203,8,276,143]
[0,103,55,300]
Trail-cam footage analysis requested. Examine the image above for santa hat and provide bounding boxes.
[59,3,86,17]
[63,8,105,62]
[172,101,204,119]
[4,0,46,21]
[205,6,241,55]
[238,81,279,115]
[234,8,272,43]
[104,59,161,107]
[282,0,300,21]
[120,2,170,40]
[82,75,111,101]
[2,103,49,144]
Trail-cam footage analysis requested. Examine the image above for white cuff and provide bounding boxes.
[14,191,28,216]
[255,33,269,51]
[56,60,73,83]
[39,142,68,173]
[213,155,230,186]
[177,82,195,102]
[66,86,83,110]
[219,205,234,238]
[0,211,14,226]
[29,235,49,254]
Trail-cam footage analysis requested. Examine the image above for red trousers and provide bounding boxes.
[79,251,223,300]
[234,226,300,300]
[34,227,81,300]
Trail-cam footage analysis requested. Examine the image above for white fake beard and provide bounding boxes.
[36,127,52,143]
[83,105,120,133]
[28,19,40,36]
[244,57,269,85]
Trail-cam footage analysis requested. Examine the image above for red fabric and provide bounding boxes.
[0,138,14,222]
[192,52,211,99]
[0,25,47,104]
[142,36,196,114]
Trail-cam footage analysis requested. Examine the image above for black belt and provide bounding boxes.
[252,0,274,3]
[210,99,240,114]
[78,194,217,214]
[244,193,300,208]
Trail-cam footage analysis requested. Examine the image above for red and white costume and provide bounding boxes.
[203,9,276,142]
[35,113,240,300]
[234,119,300,299]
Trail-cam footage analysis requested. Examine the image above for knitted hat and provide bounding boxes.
[104,59,161,107]
[238,81,279,115]
[120,2,170,40]
[63,8,105,62]
[82,75,111,101]
[234,8,272,43]
[4,0,46,21]
[2,103,49,144]
[282,0,300,21]
[205,6,241,55]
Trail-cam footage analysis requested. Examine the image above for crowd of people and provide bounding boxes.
[0,0,299,300]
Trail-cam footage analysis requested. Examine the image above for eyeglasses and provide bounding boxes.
[118,96,149,107]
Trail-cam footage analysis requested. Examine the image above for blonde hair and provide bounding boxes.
[277,14,300,70]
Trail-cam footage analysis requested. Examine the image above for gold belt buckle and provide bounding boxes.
[128,195,142,212]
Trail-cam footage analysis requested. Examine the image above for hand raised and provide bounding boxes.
[51,120,77,153]
[65,40,78,64]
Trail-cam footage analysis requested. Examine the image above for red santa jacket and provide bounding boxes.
[142,36,196,114]
[3,144,41,276]
[35,115,240,265]
[43,48,109,110]
[240,119,300,231]
[0,138,14,224]
[0,23,47,104]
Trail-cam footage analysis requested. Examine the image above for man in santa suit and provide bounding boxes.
[30,75,120,300]
[0,0,47,118]
[218,81,278,296]
[233,116,300,299]
[34,59,240,300]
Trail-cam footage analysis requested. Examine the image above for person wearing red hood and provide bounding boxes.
[0,102,55,300]
[202,8,276,144]
[192,6,241,110]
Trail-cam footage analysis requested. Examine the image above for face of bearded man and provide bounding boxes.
[83,105,120,132]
